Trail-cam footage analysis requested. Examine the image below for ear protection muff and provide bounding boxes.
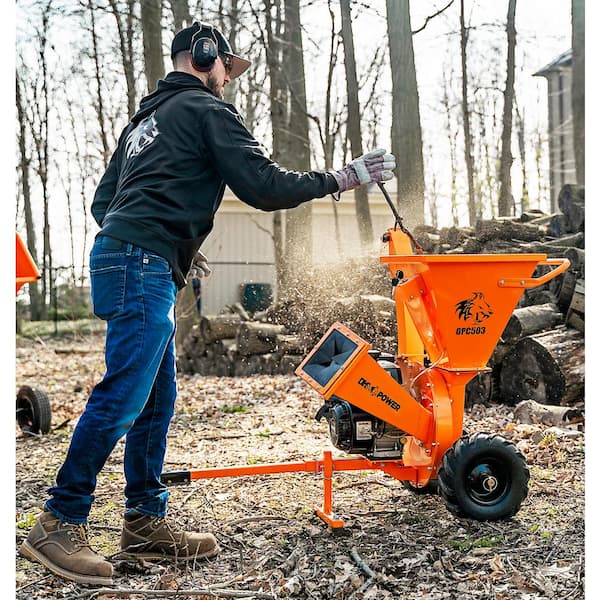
[190,23,219,71]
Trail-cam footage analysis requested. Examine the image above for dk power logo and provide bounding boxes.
[357,377,400,411]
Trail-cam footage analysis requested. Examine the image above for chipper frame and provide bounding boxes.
[161,225,569,527]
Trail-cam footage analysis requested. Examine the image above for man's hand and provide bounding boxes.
[332,148,396,195]
[188,250,212,280]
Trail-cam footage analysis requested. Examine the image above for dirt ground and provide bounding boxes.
[15,333,585,599]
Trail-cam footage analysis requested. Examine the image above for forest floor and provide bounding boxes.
[15,333,585,599]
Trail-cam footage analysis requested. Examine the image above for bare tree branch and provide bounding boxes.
[412,0,456,35]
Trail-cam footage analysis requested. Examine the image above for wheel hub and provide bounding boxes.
[482,475,498,492]
[466,462,508,505]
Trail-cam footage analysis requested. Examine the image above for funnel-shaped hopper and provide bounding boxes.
[382,253,568,370]
[16,233,40,293]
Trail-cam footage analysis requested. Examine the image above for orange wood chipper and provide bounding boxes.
[161,187,570,527]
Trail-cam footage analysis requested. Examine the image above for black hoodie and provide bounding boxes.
[92,71,338,289]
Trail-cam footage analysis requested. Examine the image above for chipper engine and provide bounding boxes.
[161,186,570,527]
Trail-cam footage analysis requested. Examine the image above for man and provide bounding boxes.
[20,22,396,586]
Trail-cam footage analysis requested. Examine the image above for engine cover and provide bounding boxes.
[321,399,406,459]
[314,355,406,459]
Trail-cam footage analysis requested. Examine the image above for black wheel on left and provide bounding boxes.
[438,432,529,521]
[16,385,52,435]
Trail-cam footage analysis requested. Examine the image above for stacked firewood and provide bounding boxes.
[463,184,585,408]
[177,290,398,377]
[179,184,584,408]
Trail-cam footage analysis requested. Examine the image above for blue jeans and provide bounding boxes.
[46,235,178,524]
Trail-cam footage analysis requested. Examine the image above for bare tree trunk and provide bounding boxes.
[325,0,342,254]
[16,72,43,320]
[534,122,545,210]
[33,4,53,321]
[514,99,529,211]
[571,0,584,185]
[220,0,240,105]
[281,0,312,286]
[89,0,111,167]
[340,0,373,246]
[141,0,165,92]
[442,64,459,226]
[498,0,517,216]
[425,143,438,228]
[55,158,78,288]
[108,0,137,120]
[171,0,191,30]
[460,0,476,225]
[386,0,425,228]
[262,0,288,289]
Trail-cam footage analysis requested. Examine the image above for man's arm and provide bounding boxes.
[91,129,127,226]
[91,153,120,226]
[201,103,338,211]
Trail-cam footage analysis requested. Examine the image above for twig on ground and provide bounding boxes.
[350,546,377,579]
[181,481,201,507]
[69,586,276,599]
[228,515,288,528]
[350,546,378,596]
[16,574,53,592]
[347,509,398,518]
[337,480,396,491]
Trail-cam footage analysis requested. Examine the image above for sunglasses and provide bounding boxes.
[219,53,233,74]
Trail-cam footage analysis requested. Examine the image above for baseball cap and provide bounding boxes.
[171,21,251,79]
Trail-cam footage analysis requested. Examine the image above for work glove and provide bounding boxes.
[188,250,212,279]
[332,148,396,196]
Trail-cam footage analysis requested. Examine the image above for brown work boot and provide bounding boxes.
[120,513,219,561]
[19,511,113,586]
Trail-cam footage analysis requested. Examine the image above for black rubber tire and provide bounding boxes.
[401,479,438,495]
[16,386,52,435]
[437,433,529,521]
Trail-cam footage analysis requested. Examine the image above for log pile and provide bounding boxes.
[179,184,584,409]
[466,184,585,408]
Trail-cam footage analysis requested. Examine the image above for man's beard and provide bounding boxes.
[207,74,224,99]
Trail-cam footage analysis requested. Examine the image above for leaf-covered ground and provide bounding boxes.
[16,333,584,599]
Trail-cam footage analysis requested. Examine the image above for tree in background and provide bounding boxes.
[141,0,165,92]
[386,0,425,228]
[14,0,575,322]
[172,0,192,31]
[340,0,374,246]
[16,72,43,320]
[571,0,584,185]
[29,2,53,320]
[281,0,313,287]
[498,0,517,216]
[259,0,290,289]
[108,0,137,120]
[459,0,476,225]
[88,0,111,168]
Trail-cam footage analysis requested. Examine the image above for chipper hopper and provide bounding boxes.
[161,191,569,527]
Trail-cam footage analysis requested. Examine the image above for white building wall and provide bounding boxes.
[200,207,276,314]
[547,67,576,209]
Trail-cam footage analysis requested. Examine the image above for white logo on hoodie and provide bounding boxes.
[125,111,160,159]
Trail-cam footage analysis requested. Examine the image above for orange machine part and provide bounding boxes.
[16,232,40,293]
[381,229,569,370]
[295,322,434,441]
[160,227,570,530]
